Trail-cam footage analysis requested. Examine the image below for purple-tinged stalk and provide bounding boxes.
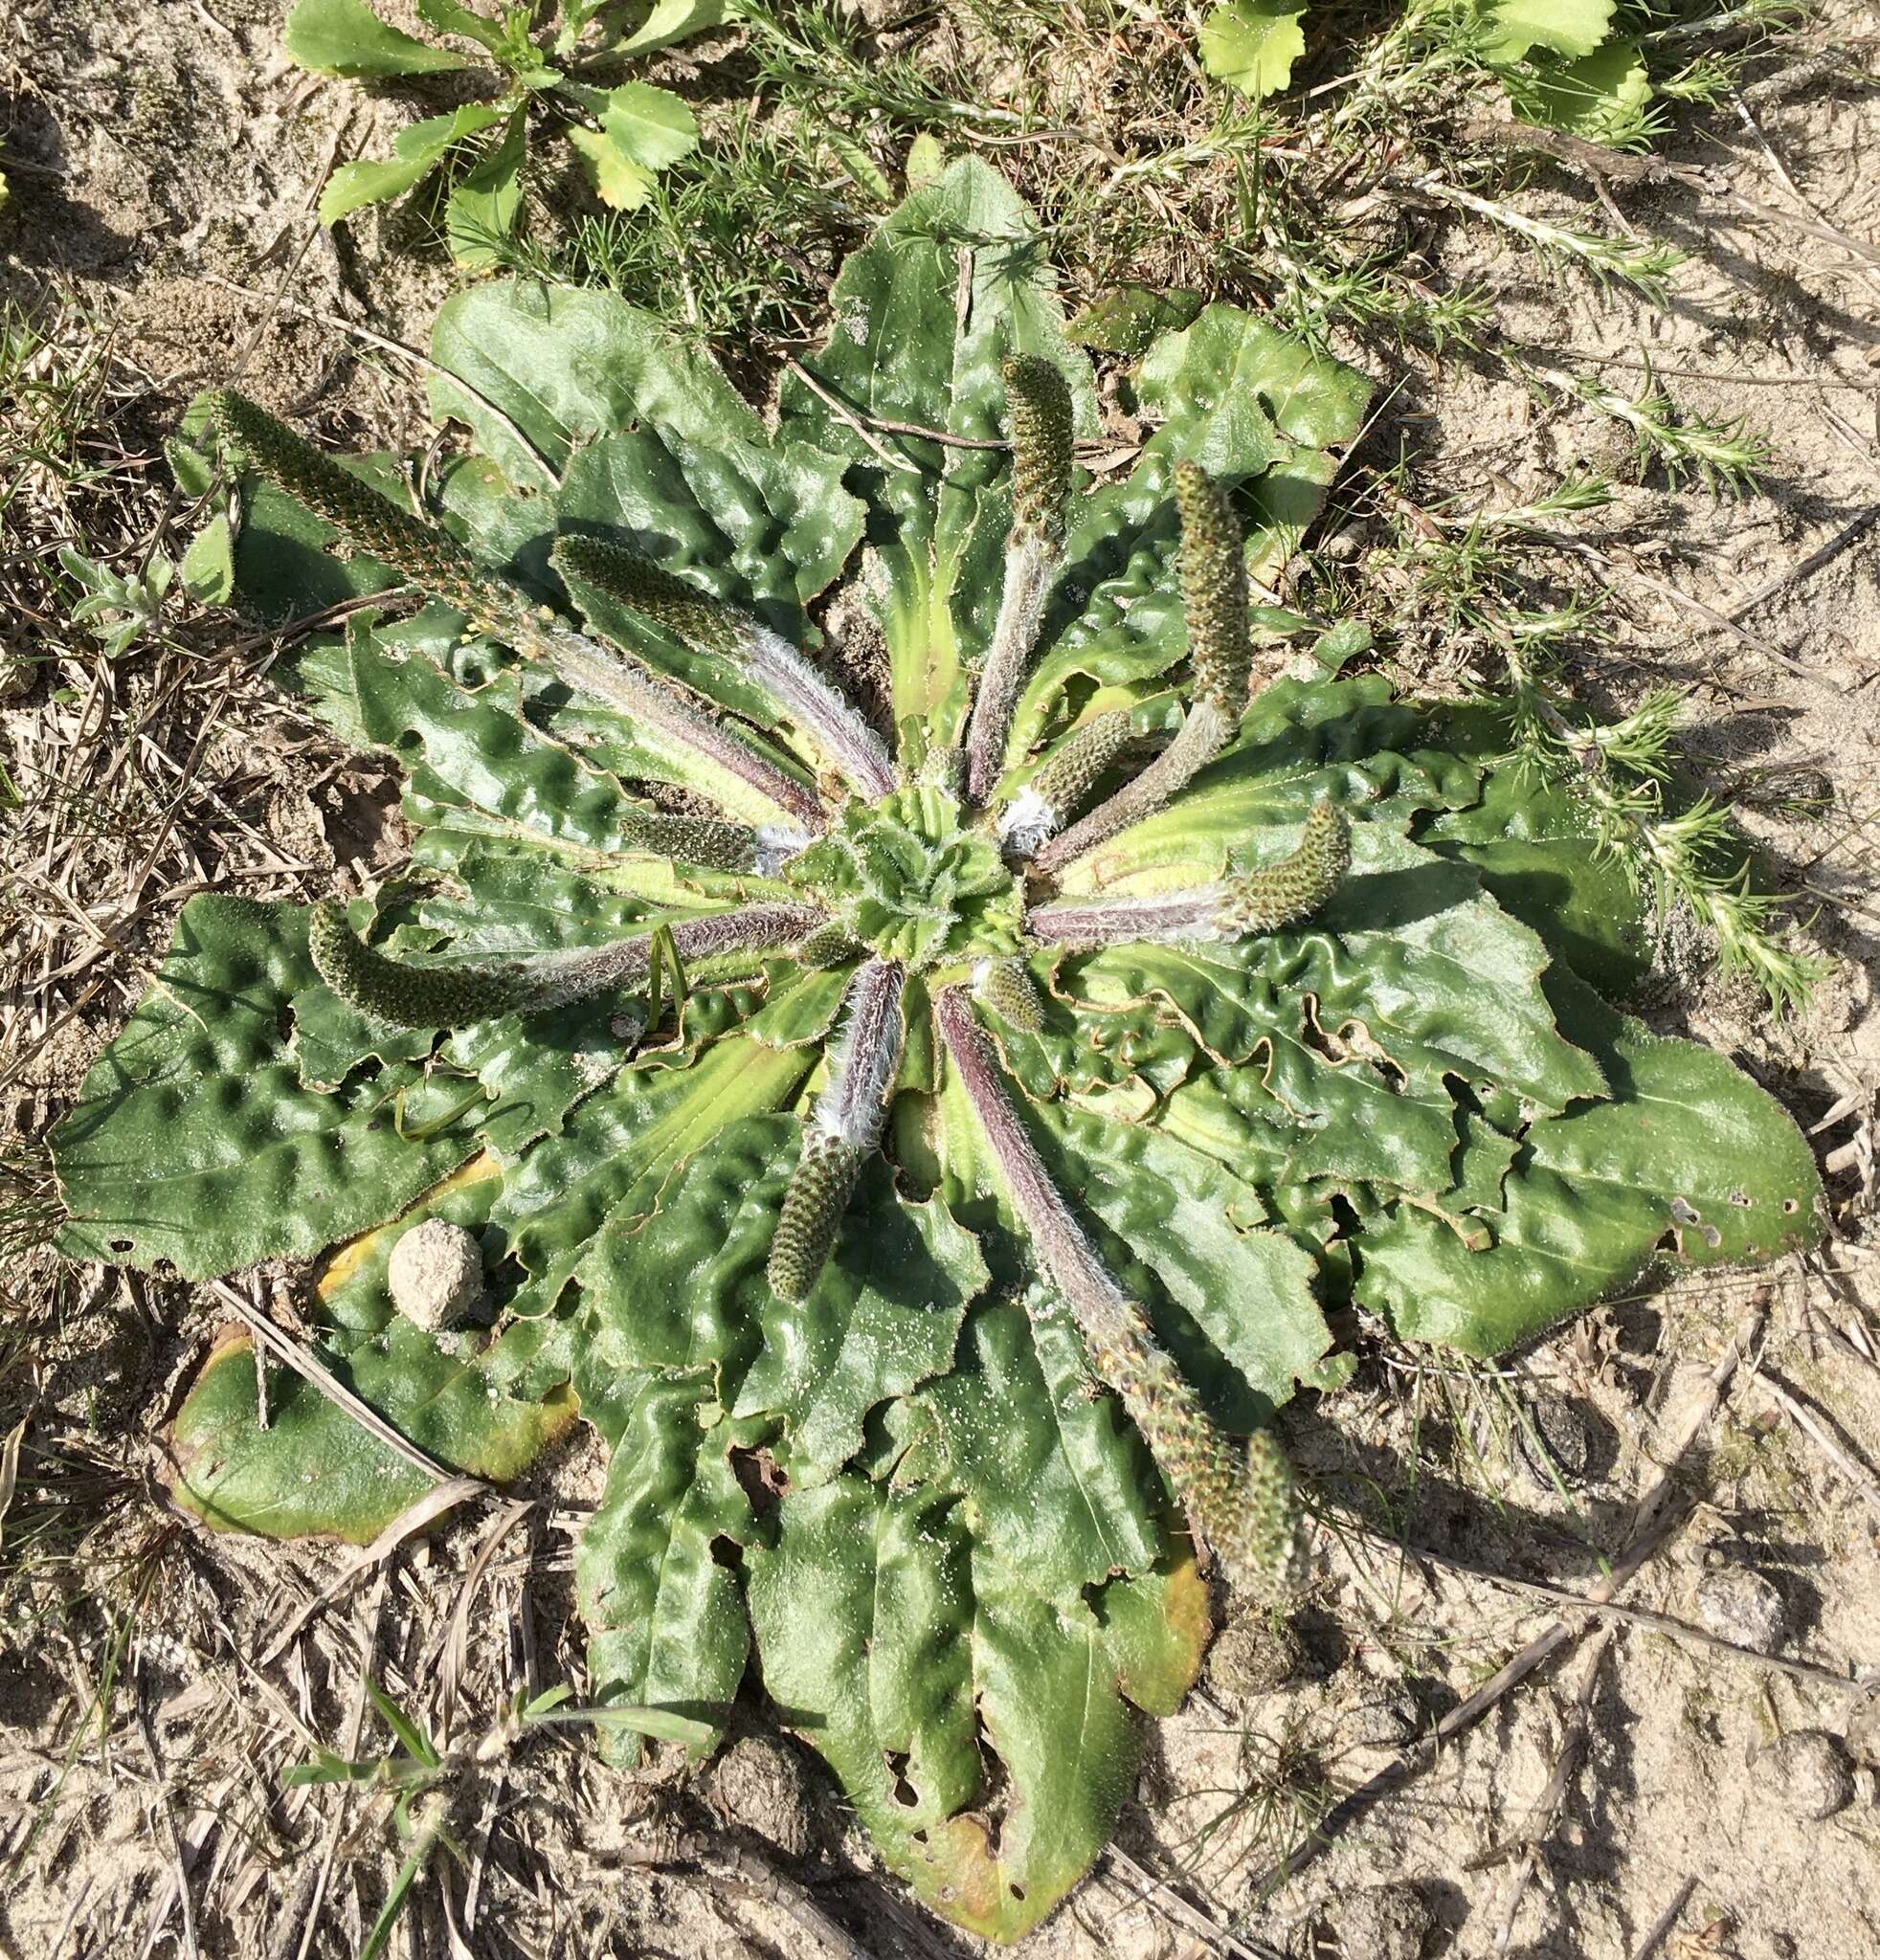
[767,958,906,1301]
[935,986,1307,1598]
[997,709,1132,859]
[310,900,824,1032]
[1032,461,1249,877]
[1027,800,1351,948]
[208,391,822,832]
[964,356,1074,807]
[551,534,897,802]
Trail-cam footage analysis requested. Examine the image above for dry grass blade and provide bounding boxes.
[254,1477,491,1668]
[204,1278,483,1492]
[1488,1628,1614,1952]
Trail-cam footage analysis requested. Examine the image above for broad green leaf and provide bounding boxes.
[1357,969,1824,1352]
[319,104,508,225]
[1199,1,1310,100]
[52,899,478,1277]
[415,0,504,49]
[1023,1108,1338,1426]
[614,0,729,56]
[1484,0,1615,64]
[748,1481,1206,1940]
[1066,284,1205,355]
[574,1373,753,1768]
[1420,715,1651,997]
[1508,37,1653,143]
[169,1324,577,1542]
[574,1116,983,1478]
[285,0,472,77]
[897,1297,1165,1590]
[180,513,235,604]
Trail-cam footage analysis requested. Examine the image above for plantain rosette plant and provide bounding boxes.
[51,163,1821,1938]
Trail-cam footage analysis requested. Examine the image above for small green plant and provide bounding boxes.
[1200,0,1796,145]
[50,165,1822,1938]
[284,0,730,266]
[289,1680,706,1959]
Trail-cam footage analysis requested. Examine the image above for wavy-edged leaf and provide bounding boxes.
[574,1373,754,1768]
[1357,968,1824,1352]
[748,1478,1206,1941]
[52,899,478,1277]
[778,158,1100,747]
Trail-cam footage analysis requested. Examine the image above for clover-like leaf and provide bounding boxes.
[55,159,1824,1943]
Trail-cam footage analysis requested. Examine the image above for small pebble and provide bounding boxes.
[386,1218,483,1331]
[1208,1616,1303,1700]
[1694,1568,1786,1653]
[710,1735,816,1860]
[1335,1882,1432,1960]
[1767,1729,1853,1821]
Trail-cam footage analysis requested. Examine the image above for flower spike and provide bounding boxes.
[311,900,825,1032]
[963,355,1076,807]
[996,709,1131,859]
[974,957,1048,1032]
[1031,461,1252,877]
[210,391,822,830]
[1027,800,1350,947]
[209,390,492,618]
[934,987,1307,1599]
[552,534,897,801]
[1173,458,1250,716]
[1002,353,1074,551]
[767,958,906,1302]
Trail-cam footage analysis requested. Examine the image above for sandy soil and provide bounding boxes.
[2,4,1877,1957]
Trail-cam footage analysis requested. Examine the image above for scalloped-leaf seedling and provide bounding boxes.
[51,162,1823,1939]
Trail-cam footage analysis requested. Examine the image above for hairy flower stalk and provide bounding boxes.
[208,391,822,830]
[934,987,1307,1598]
[310,899,824,1031]
[1031,462,1250,877]
[767,958,906,1301]
[1027,800,1351,947]
[996,709,1132,858]
[963,356,1074,806]
[552,534,897,801]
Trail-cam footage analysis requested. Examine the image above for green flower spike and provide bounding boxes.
[1031,459,1250,875]
[766,957,906,1301]
[312,899,825,1031]
[210,390,823,831]
[58,165,1821,1945]
[996,708,1132,858]
[551,533,897,800]
[974,957,1048,1032]
[1027,798,1351,947]
[963,354,1076,805]
[935,987,1305,1599]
